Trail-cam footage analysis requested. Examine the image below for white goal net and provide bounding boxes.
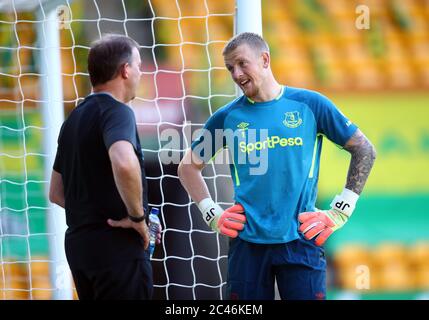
[0,0,247,300]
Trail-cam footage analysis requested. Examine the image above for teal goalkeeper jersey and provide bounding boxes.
[191,86,358,244]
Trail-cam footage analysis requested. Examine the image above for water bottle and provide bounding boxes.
[148,207,160,259]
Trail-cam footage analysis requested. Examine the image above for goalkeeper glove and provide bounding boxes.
[197,198,246,238]
[298,188,358,246]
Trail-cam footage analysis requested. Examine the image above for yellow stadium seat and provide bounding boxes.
[30,259,51,300]
[207,15,233,41]
[73,288,79,300]
[205,0,234,15]
[1,263,30,300]
[371,243,414,290]
[372,243,407,266]
[181,44,209,70]
[386,61,416,88]
[150,0,180,18]
[179,18,207,44]
[415,265,429,290]
[333,244,372,269]
[177,0,207,17]
[206,42,226,66]
[378,263,413,291]
[408,242,429,267]
[417,66,429,87]
[31,283,52,300]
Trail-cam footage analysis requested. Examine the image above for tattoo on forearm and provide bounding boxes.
[343,130,376,195]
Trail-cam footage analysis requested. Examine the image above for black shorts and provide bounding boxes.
[71,258,153,300]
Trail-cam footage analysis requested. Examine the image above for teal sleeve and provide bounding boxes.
[191,108,228,163]
[311,92,358,146]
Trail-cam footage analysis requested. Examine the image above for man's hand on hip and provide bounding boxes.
[107,217,150,249]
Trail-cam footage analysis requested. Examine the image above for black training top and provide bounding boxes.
[53,93,149,269]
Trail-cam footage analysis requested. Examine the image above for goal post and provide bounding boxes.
[236,0,262,36]
[0,0,73,300]
[37,4,72,300]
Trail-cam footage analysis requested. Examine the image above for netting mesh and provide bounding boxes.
[0,0,239,300]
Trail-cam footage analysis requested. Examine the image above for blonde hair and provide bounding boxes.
[222,32,269,56]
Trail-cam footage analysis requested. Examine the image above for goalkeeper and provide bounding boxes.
[178,32,376,300]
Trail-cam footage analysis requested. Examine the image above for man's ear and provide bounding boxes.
[120,63,129,79]
[262,51,270,69]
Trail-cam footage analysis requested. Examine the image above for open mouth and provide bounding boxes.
[239,79,250,87]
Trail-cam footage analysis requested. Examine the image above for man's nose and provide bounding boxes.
[232,67,243,80]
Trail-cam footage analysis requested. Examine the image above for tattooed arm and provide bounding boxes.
[298,129,376,246]
[343,129,377,195]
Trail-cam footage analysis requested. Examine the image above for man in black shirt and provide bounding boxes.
[49,34,157,300]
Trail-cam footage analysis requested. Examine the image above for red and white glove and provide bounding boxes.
[298,189,358,246]
[198,198,246,238]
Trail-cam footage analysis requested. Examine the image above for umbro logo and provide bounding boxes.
[237,122,250,138]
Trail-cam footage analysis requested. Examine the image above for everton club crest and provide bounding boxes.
[283,111,302,128]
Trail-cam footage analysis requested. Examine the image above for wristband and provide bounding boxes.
[128,214,145,223]
[197,198,223,227]
[330,188,359,217]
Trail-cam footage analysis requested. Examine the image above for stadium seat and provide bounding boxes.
[30,259,51,300]
[378,263,413,291]
[1,263,29,300]
[408,242,429,267]
[180,18,208,44]
[333,244,372,269]
[371,243,414,290]
[333,244,374,290]
[207,15,233,41]
[151,0,180,18]
[372,243,407,266]
[409,241,429,289]
[206,0,234,14]
[415,265,429,290]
